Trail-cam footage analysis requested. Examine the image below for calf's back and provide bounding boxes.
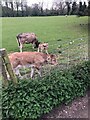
[9,52,48,69]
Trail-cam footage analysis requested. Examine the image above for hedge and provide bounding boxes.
[2,61,90,120]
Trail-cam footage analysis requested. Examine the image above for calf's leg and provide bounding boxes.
[35,64,42,77]
[14,68,23,79]
[19,43,23,52]
[37,47,40,52]
[30,67,35,78]
[36,69,41,77]
[45,49,48,54]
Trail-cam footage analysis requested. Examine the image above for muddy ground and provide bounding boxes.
[39,91,90,119]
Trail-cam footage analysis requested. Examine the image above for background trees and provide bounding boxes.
[71,1,78,15]
[1,0,89,17]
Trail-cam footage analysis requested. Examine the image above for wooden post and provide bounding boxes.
[1,57,8,87]
[0,48,18,85]
[88,23,90,61]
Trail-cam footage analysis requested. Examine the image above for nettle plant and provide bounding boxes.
[2,61,90,119]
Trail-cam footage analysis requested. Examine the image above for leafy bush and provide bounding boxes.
[2,61,90,119]
[70,61,90,88]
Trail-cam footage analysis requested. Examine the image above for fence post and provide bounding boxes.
[0,48,18,85]
[1,57,8,87]
[88,23,90,60]
[88,39,90,61]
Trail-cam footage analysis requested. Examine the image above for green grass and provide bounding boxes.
[2,16,88,53]
[1,16,89,119]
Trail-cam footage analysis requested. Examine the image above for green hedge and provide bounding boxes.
[2,61,90,120]
[71,61,90,88]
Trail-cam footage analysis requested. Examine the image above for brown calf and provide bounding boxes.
[9,52,58,79]
[38,43,48,54]
[16,33,40,52]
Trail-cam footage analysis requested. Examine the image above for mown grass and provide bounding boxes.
[1,16,88,78]
[2,16,88,54]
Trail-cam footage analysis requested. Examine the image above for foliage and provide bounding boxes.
[1,1,89,17]
[2,61,90,119]
[70,61,90,88]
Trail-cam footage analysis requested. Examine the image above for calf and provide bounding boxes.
[8,52,58,79]
[38,43,48,54]
[16,33,40,52]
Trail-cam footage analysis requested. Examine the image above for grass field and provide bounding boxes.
[1,16,89,119]
[2,16,88,69]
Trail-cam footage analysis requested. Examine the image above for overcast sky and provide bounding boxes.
[27,0,53,9]
[1,0,88,9]
[27,0,88,9]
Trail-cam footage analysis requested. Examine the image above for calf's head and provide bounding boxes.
[46,54,58,65]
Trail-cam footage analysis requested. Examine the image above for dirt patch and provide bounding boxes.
[40,91,89,119]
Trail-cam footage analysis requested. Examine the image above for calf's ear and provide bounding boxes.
[46,55,51,62]
[50,54,59,59]
[50,54,56,58]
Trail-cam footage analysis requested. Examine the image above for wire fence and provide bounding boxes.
[0,36,88,81]
[18,36,88,79]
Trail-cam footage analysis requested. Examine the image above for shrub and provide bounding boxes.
[70,61,90,88]
[2,61,90,119]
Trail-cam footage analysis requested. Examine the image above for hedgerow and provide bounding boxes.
[2,61,90,120]
[71,61,90,88]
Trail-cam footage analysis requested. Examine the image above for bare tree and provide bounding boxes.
[0,1,2,17]
[15,1,20,16]
[53,0,67,15]
[21,2,24,16]
[21,0,28,16]
[65,1,72,15]
[9,0,14,16]
[24,2,28,16]
[31,3,40,16]
[39,2,44,16]
[5,0,9,16]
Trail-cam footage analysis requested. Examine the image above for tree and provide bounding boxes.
[78,1,84,16]
[88,1,90,16]
[83,2,87,10]
[71,1,78,15]
[24,2,29,16]
[9,1,14,17]
[0,1,2,17]
[20,0,29,17]
[83,2,87,16]
[77,1,88,16]
[39,2,44,16]
[5,0,9,16]
[1,0,12,17]
[45,8,51,16]
[15,2,20,17]
[21,2,24,16]
[53,1,67,15]
[31,3,40,16]
[65,1,72,15]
